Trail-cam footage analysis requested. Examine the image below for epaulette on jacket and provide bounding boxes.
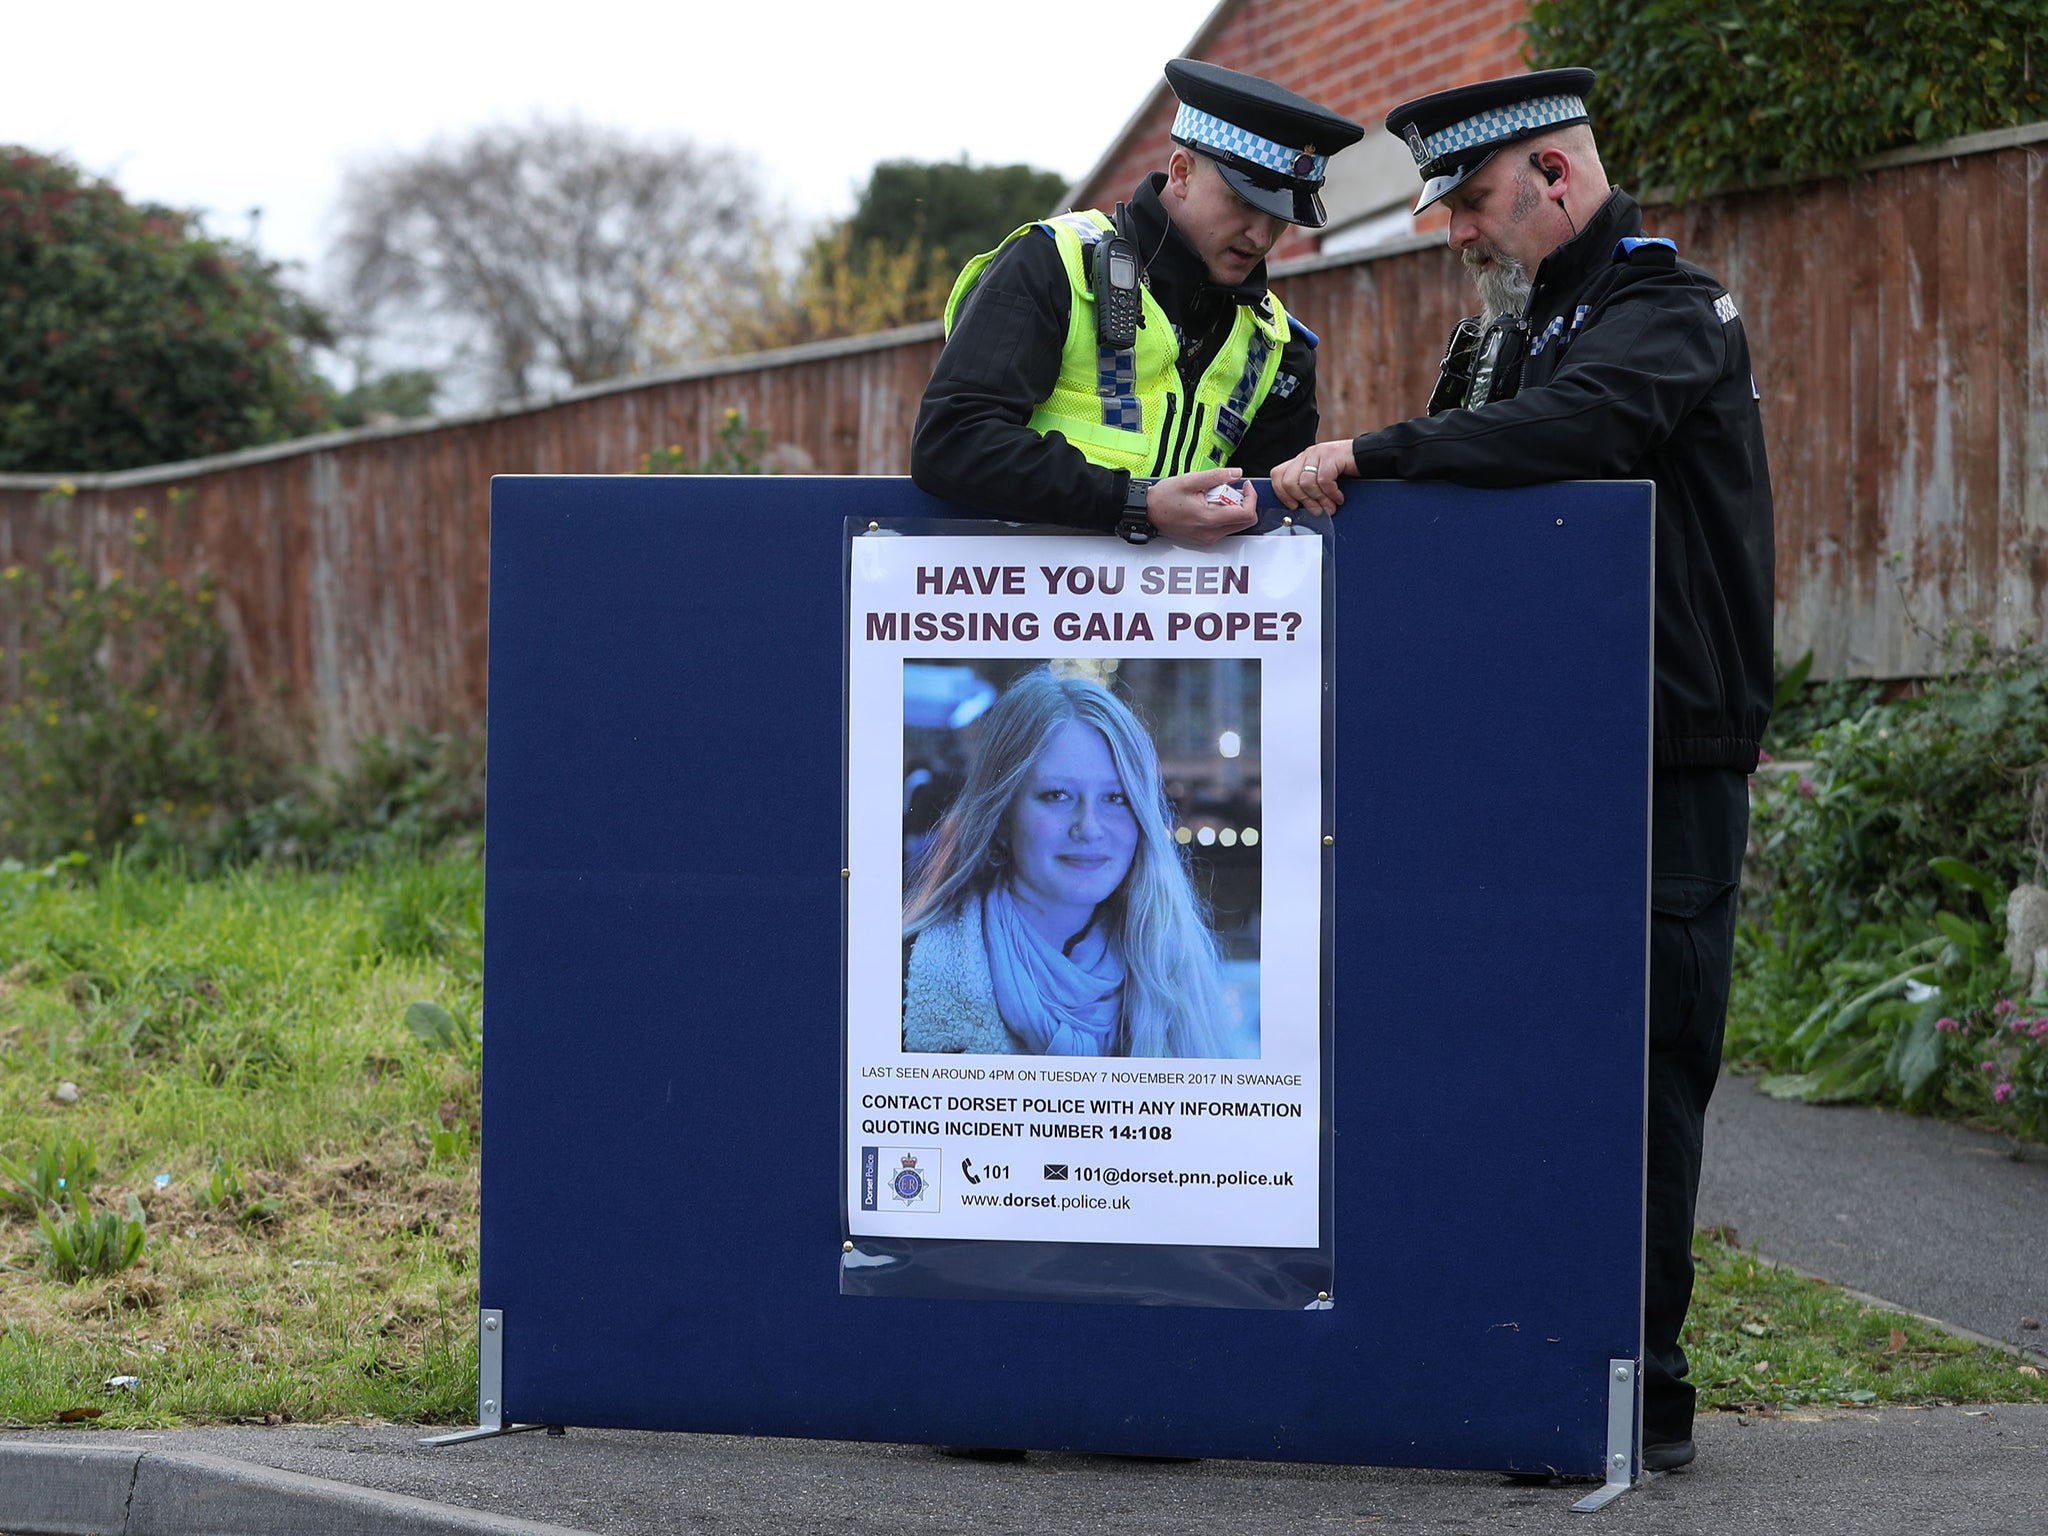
[1613,236,1677,266]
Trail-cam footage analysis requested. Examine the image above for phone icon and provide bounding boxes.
[961,1158,981,1185]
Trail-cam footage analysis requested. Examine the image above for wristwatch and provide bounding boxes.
[1117,478,1156,545]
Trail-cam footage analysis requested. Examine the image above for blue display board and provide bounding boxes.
[481,475,1651,1473]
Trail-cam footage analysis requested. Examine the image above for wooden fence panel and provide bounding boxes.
[2,134,2042,760]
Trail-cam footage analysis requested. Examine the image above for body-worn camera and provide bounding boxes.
[1428,316,1484,414]
[1428,313,1529,412]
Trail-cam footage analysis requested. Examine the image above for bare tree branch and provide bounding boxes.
[331,118,759,399]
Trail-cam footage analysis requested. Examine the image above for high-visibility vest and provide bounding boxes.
[944,209,1292,478]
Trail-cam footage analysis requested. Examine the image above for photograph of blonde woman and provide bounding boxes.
[900,661,1260,1059]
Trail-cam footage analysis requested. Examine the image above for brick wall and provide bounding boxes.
[1075,0,1528,257]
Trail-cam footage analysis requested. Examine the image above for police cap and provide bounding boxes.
[1385,67,1597,214]
[1164,58,1365,229]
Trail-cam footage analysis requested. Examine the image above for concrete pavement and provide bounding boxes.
[1698,1072,2048,1363]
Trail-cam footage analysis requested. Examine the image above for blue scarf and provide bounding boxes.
[983,885,1125,1056]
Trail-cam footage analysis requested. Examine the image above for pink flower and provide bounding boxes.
[1798,775,1817,799]
[1759,749,1774,765]
[2031,1019,2048,1040]
[1936,1016,1960,1033]
[1994,1083,2015,1104]
[1994,998,2018,1016]
[1981,1060,1999,1072]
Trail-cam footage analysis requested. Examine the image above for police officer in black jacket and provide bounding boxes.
[1274,70,1774,1474]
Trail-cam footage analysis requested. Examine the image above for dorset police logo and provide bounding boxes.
[1404,123,1428,165]
[861,1145,939,1210]
[891,1152,927,1204]
[881,1149,939,1209]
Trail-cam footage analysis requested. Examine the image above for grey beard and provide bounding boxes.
[1466,252,1533,323]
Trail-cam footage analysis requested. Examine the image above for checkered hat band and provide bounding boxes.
[1172,103,1327,181]
[1421,94,1586,166]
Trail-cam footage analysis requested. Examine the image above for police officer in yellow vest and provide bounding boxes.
[911,60,1363,546]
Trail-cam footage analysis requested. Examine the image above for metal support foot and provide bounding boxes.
[418,1309,565,1448]
[419,1421,555,1447]
[1570,1358,1641,1512]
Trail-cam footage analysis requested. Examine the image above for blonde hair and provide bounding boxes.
[904,668,1230,1058]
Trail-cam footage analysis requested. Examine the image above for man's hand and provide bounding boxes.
[1144,467,1258,545]
[1271,439,1359,513]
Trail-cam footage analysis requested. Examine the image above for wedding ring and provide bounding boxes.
[1304,463,1320,476]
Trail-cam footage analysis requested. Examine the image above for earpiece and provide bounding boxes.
[1533,150,1579,234]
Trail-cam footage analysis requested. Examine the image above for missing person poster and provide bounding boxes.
[844,527,1325,1251]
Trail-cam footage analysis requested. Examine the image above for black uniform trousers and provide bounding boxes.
[1643,766,1749,1444]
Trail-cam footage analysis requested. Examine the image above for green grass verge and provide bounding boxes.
[0,855,481,1427]
[1690,1228,2048,1412]
[3,860,2041,1427]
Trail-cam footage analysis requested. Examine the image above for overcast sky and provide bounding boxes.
[10,0,1221,290]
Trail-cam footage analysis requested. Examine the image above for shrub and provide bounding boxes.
[1747,653,2046,940]
[224,726,485,867]
[0,495,246,859]
[0,146,331,472]
[1736,648,2048,1139]
[1761,651,1886,760]
[1744,859,2046,1137]
[1524,1,2048,202]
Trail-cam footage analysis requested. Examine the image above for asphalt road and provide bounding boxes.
[1697,1073,2048,1362]
[10,1405,2047,1536]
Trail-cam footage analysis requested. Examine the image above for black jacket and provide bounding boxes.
[911,174,1320,532]
[1349,190,1774,772]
